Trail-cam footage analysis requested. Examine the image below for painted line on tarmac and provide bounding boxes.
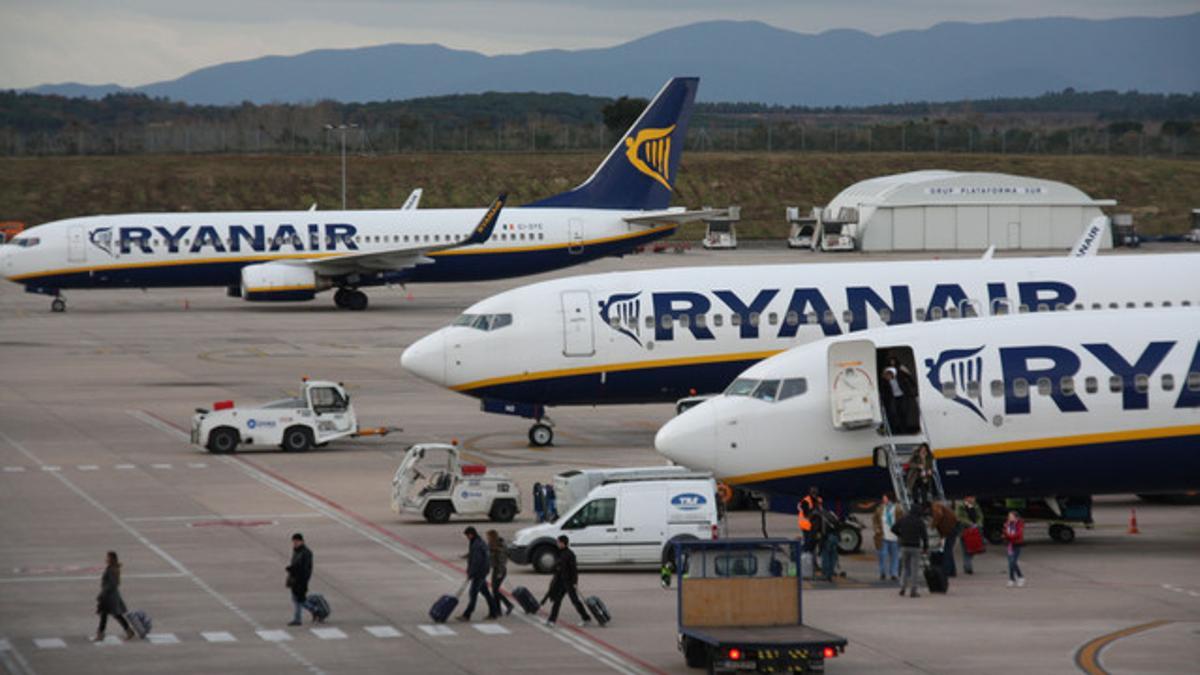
[0,572,187,584]
[124,513,319,522]
[0,636,36,675]
[130,409,662,675]
[1074,619,1173,675]
[0,430,325,675]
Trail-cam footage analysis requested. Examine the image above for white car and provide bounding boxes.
[509,476,718,573]
[191,380,372,453]
[391,443,521,523]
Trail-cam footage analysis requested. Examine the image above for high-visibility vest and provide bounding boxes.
[797,495,820,531]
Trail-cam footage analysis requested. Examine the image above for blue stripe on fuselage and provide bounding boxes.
[17,227,674,291]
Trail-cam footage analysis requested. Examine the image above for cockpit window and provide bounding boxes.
[452,313,513,331]
[751,379,781,401]
[725,378,758,396]
[778,378,808,401]
[7,237,40,247]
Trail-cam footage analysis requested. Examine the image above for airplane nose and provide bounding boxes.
[655,402,718,472]
[401,330,447,385]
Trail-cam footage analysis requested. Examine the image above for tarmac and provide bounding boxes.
[1,245,1198,675]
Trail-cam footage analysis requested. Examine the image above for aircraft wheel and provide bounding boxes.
[51,297,66,313]
[333,288,351,309]
[836,524,863,554]
[1049,523,1075,543]
[345,290,368,311]
[528,423,554,447]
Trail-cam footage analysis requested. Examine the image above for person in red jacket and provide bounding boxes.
[1002,511,1026,588]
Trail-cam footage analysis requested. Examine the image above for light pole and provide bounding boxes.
[325,123,358,210]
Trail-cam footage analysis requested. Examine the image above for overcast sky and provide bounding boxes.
[1,0,1195,89]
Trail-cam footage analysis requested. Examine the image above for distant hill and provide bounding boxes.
[25,14,1200,106]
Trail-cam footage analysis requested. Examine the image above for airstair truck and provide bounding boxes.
[675,539,846,673]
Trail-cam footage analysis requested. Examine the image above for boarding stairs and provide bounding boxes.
[876,412,945,513]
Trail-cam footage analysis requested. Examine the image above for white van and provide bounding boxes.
[553,465,689,514]
[509,477,719,573]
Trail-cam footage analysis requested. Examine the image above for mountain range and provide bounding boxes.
[27,13,1200,107]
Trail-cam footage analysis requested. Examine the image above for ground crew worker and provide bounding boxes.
[798,486,823,560]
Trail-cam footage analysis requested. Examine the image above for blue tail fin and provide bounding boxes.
[527,77,698,211]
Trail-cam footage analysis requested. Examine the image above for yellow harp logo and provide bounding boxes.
[624,124,676,191]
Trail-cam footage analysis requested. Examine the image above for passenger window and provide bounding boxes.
[929,306,944,321]
[940,381,956,398]
[915,308,926,321]
[842,310,854,324]
[768,312,778,326]
[1085,377,1098,394]
[785,311,799,327]
[806,311,818,324]
[1055,303,1068,312]
[1012,378,1029,398]
[1163,301,1172,308]
[725,378,758,397]
[822,310,836,325]
[1109,376,1123,393]
[1134,374,1149,394]
[1037,378,1052,396]
[879,308,892,323]
[564,498,616,530]
[645,316,655,329]
[1162,374,1175,391]
[1188,372,1200,391]
[695,314,707,329]
[731,313,742,327]
[967,379,981,399]
[1183,300,1192,307]
[1061,377,1075,396]
[748,312,760,328]
[1108,302,1119,309]
[1037,303,1050,312]
[778,378,808,400]
[1091,303,1101,310]
[1072,303,1083,311]
[1125,302,1135,309]
[992,299,1011,316]
[990,380,1004,397]
[1018,304,1030,314]
[713,314,724,327]
[660,315,672,330]
[1143,301,1153,308]
[678,314,690,329]
[752,380,780,402]
[946,306,960,319]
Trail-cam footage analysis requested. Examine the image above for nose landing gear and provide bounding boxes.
[528,419,555,447]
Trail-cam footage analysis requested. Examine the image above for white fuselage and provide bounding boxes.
[401,253,1200,408]
[655,309,1200,500]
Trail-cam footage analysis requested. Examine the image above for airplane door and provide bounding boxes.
[561,290,595,357]
[68,226,86,263]
[568,218,584,254]
[827,339,880,430]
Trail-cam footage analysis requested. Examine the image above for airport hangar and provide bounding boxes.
[818,170,1116,251]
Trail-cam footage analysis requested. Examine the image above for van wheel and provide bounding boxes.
[528,423,554,447]
[683,636,709,668]
[207,427,239,454]
[424,501,453,524]
[531,544,558,574]
[489,500,517,523]
[281,426,313,453]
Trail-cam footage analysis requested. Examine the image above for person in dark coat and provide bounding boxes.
[544,484,558,521]
[286,533,314,626]
[545,535,591,627]
[486,529,515,616]
[94,551,134,641]
[532,482,545,523]
[458,526,498,621]
[891,506,929,598]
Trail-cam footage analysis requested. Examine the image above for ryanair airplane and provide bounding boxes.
[401,252,1200,445]
[0,77,703,312]
[655,309,1200,500]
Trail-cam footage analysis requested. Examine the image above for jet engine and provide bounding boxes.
[240,262,327,302]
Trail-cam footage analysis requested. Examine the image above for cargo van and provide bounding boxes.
[553,465,689,514]
[509,477,719,573]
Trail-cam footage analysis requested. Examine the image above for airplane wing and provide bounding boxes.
[623,208,728,225]
[299,193,505,276]
[1069,216,1108,258]
[402,189,422,210]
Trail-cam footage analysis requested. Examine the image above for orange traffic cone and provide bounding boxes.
[406,291,414,301]
[1128,508,1140,534]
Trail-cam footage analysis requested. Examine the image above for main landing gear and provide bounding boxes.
[51,295,66,313]
[333,288,369,311]
[528,419,555,447]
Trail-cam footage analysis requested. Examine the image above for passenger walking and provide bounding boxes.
[954,496,985,575]
[458,527,499,621]
[906,444,935,506]
[285,533,314,626]
[1002,511,1026,588]
[94,551,135,641]
[931,501,961,577]
[545,535,591,627]
[533,482,545,523]
[817,508,841,583]
[873,494,901,581]
[486,529,515,616]
[892,506,928,598]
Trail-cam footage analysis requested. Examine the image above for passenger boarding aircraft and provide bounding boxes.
[401,252,1200,445]
[0,77,705,312]
[655,309,1200,500]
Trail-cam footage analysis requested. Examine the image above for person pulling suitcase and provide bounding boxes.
[93,551,136,642]
[486,530,515,616]
[544,536,590,627]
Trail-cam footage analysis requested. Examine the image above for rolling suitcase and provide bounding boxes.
[512,586,540,614]
[584,595,610,626]
[962,526,986,555]
[923,558,948,594]
[429,581,467,623]
[125,610,152,639]
[306,593,332,622]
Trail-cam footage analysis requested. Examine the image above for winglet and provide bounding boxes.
[402,188,423,210]
[462,193,506,246]
[981,245,995,260]
[1069,216,1108,258]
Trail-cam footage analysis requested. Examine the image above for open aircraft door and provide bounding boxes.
[827,339,880,430]
[68,226,86,263]
[561,290,595,357]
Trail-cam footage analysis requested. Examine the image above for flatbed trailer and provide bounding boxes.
[674,539,847,674]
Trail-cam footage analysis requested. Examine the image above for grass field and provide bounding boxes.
[2,152,1198,237]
